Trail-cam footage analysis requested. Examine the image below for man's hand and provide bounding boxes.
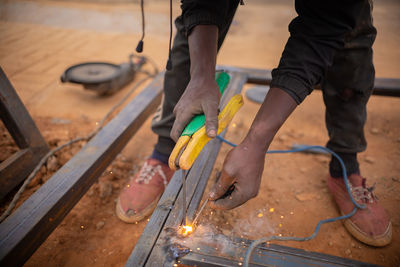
[169,24,219,142]
[209,141,266,209]
[170,77,220,142]
[208,87,298,209]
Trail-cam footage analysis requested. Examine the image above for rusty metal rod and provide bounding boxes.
[192,198,208,226]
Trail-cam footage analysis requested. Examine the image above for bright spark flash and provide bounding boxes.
[181,225,193,236]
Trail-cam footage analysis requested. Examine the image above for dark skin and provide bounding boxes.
[170,25,220,142]
[171,25,297,209]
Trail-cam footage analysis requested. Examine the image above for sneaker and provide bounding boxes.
[116,158,175,223]
[328,174,392,246]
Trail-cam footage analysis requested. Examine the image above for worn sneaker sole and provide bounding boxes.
[116,196,160,223]
[342,212,392,247]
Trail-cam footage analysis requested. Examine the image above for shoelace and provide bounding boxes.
[350,179,376,204]
[135,162,168,187]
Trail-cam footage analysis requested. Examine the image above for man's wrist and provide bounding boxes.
[242,124,276,154]
[241,87,297,153]
[188,24,218,82]
[190,70,216,83]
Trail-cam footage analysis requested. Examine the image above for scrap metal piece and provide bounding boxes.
[166,243,191,262]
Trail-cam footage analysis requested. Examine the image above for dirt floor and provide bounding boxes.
[0,0,399,266]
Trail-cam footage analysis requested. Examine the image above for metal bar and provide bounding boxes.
[126,147,213,266]
[0,67,49,149]
[0,72,164,267]
[184,72,247,224]
[145,138,224,266]
[185,72,247,223]
[0,148,34,200]
[179,241,379,267]
[217,65,272,86]
[182,170,187,226]
[127,72,248,266]
[372,78,400,97]
[217,65,400,97]
[0,67,49,199]
[126,167,189,266]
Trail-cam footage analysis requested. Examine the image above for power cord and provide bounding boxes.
[215,135,365,267]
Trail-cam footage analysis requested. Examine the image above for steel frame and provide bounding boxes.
[0,66,397,266]
[128,66,395,266]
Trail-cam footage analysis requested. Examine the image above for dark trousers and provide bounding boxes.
[151,2,376,177]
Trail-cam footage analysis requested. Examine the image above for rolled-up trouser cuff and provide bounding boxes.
[270,71,312,104]
[329,152,360,178]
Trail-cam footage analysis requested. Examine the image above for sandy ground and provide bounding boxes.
[0,0,399,266]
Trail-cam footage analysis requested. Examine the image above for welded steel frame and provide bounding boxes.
[127,66,395,266]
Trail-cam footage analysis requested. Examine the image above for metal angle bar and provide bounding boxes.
[0,72,164,267]
[180,241,379,267]
[0,148,33,200]
[0,67,49,150]
[143,72,248,266]
[181,170,187,226]
[126,169,185,266]
[127,146,214,266]
[125,73,246,266]
[216,65,272,86]
[185,72,247,222]
[217,65,400,97]
[145,138,223,266]
[0,67,49,200]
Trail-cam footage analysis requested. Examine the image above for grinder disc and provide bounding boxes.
[61,62,121,84]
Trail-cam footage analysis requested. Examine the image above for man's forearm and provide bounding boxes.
[170,24,221,140]
[188,25,218,79]
[242,87,297,153]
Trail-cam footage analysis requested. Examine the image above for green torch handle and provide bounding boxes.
[181,71,230,136]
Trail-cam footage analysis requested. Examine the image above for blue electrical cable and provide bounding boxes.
[215,135,365,267]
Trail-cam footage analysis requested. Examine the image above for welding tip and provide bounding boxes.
[192,198,209,226]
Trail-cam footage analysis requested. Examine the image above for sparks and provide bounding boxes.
[180,225,193,236]
[269,208,275,213]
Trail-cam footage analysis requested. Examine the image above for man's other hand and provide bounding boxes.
[170,77,220,142]
[209,142,265,210]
